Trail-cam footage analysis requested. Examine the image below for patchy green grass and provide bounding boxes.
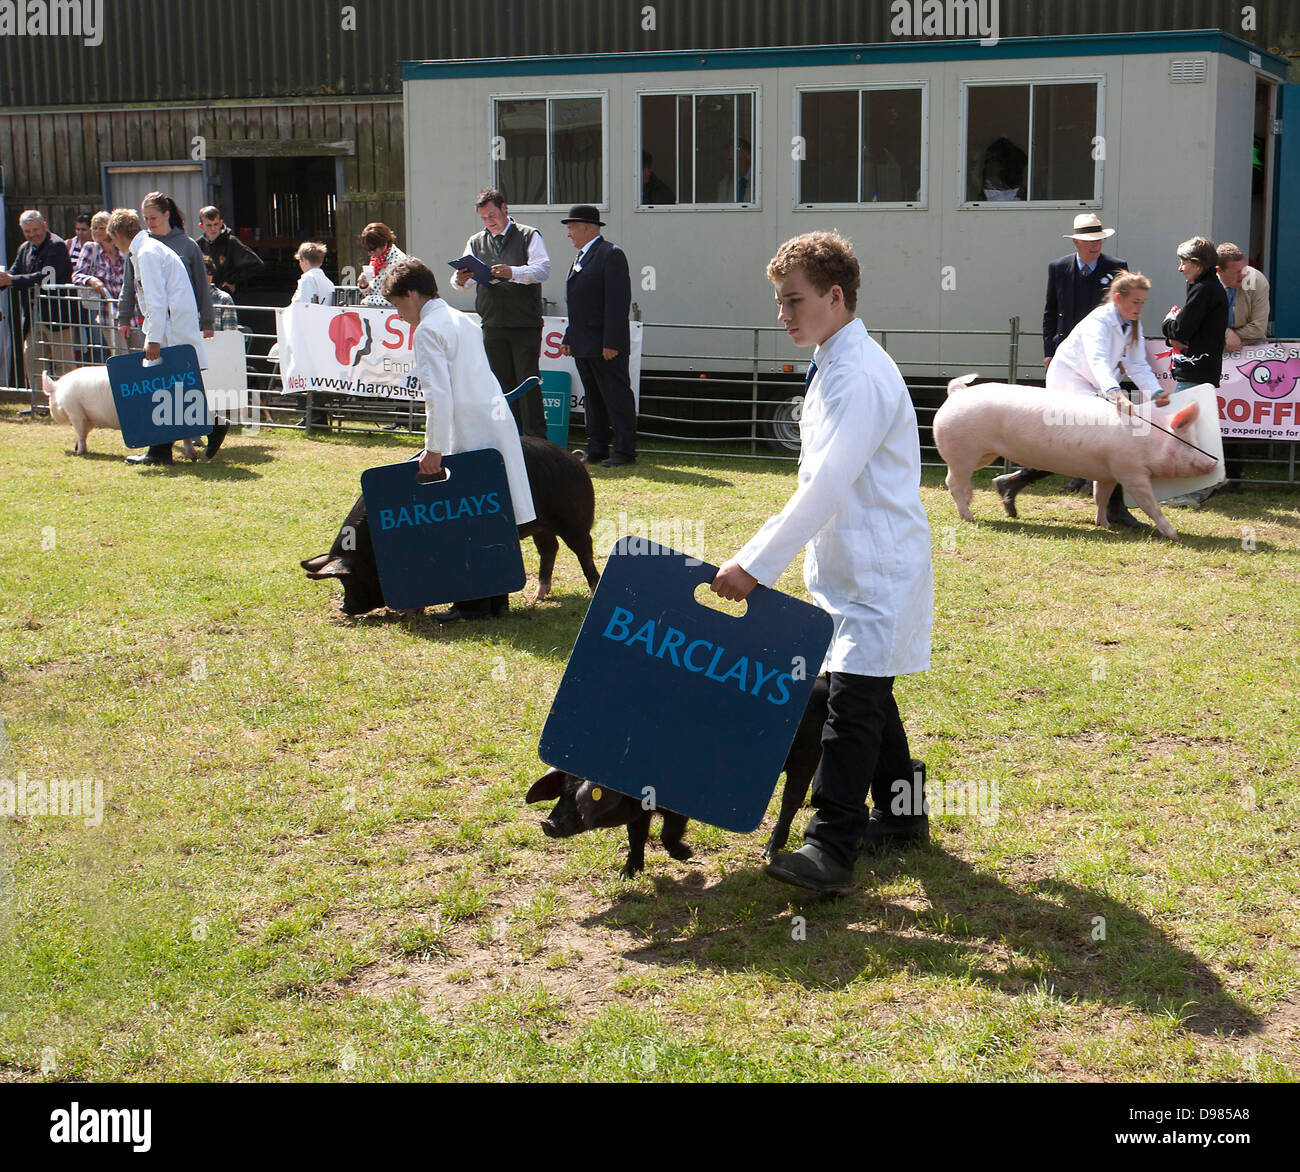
[0,406,1297,1082]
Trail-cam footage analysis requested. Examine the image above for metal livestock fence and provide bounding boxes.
[4,283,1298,486]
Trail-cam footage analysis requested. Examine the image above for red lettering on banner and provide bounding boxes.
[1227,399,1250,422]
[1254,401,1271,424]
[543,330,564,359]
[1217,396,1227,419]
[383,316,406,350]
[1277,402,1294,424]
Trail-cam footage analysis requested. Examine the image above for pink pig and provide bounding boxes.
[43,368,197,459]
[933,375,1218,540]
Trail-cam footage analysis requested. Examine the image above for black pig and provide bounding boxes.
[528,675,926,877]
[301,437,601,615]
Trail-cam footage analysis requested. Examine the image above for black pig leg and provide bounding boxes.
[563,529,601,591]
[659,812,693,861]
[620,810,653,879]
[533,531,559,600]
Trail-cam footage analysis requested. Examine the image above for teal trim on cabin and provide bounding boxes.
[401,30,1290,83]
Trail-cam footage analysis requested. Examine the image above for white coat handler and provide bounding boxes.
[712,231,933,895]
[382,258,536,624]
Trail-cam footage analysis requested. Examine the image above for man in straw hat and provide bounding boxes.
[996,213,1142,527]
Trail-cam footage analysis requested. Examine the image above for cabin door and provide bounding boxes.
[1272,84,1300,337]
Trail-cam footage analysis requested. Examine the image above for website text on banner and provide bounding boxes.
[276,304,642,413]
[1145,338,1300,441]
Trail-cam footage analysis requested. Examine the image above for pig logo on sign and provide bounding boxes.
[328,312,373,367]
[1237,357,1300,400]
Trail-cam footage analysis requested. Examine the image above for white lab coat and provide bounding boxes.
[415,297,536,525]
[1047,301,1159,400]
[292,267,335,305]
[737,318,932,676]
[128,232,208,369]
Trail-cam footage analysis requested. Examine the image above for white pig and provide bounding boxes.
[933,375,1219,540]
[43,368,197,459]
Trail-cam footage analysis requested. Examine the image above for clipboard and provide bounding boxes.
[448,254,504,287]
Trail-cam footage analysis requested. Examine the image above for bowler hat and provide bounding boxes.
[560,204,606,226]
[1064,213,1116,241]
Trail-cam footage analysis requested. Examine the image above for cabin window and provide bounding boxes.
[962,79,1102,204]
[795,86,927,207]
[492,93,606,208]
[638,89,758,207]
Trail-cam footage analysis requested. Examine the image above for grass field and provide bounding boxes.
[1,406,1297,1082]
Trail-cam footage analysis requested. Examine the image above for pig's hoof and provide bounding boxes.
[534,583,551,603]
[664,841,693,861]
[618,861,645,880]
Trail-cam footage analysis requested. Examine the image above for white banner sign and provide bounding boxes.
[1145,338,1300,441]
[276,304,642,414]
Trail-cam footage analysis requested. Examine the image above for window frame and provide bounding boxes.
[792,81,930,211]
[489,89,610,213]
[634,83,762,211]
[958,75,1106,209]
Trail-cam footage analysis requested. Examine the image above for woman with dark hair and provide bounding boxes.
[1161,236,1229,508]
[357,222,407,306]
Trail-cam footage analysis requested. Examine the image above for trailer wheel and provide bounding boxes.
[761,393,803,453]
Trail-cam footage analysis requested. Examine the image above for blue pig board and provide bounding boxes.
[539,539,834,833]
[107,345,210,449]
[359,448,526,611]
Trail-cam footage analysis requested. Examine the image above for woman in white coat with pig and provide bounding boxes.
[107,208,210,467]
[996,271,1169,522]
[382,258,535,624]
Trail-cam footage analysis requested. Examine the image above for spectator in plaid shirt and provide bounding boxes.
[72,211,128,361]
[205,256,240,330]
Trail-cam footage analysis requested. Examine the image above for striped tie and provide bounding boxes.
[804,360,817,390]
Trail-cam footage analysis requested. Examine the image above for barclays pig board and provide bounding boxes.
[359,449,525,610]
[539,540,833,833]
[107,346,210,449]
[1124,383,1225,506]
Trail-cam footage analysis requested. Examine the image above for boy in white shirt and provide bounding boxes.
[712,232,933,894]
[292,242,335,306]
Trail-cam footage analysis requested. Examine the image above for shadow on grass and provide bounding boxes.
[333,591,594,661]
[584,846,1262,1037]
[968,515,1274,552]
[602,463,736,488]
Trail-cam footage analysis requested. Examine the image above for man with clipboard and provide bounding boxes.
[450,188,550,440]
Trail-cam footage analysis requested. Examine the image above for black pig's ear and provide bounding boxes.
[301,553,331,573]
[305,557,351,580]
[526,769,568,804]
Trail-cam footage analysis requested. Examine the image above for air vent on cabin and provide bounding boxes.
[1170,58,1208,84]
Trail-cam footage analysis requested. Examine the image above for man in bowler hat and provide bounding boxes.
[559,205,636,467]
[995,213,1141,527]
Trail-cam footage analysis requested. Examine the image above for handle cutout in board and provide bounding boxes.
[693,581,748,620]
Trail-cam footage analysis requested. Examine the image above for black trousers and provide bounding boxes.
[483,326,547,439]
[804,672,918,867]
[575,353,636,460]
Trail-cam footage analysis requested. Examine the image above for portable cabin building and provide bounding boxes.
[403,31,1294,381]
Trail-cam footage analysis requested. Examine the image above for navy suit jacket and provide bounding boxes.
[1043,251,1127,357]
[562,237,631,358]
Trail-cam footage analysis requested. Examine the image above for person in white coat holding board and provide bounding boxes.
[994,271,1171,526]
[712,231,933,895]
[107,208,212,468]
[382,258,536,624]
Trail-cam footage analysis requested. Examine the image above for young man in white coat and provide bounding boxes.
[107,208,209,468]
[712,232,933,895]
[382,258,536,624]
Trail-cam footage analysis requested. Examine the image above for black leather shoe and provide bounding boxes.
[859,808,930,853]
[206,420,229,460]
[765,843,855,895]
[1106,507,1148,530]
[125,453,172,466]
[601,454,636,467]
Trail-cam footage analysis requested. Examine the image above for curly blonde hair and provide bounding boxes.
[766,231,860,311]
